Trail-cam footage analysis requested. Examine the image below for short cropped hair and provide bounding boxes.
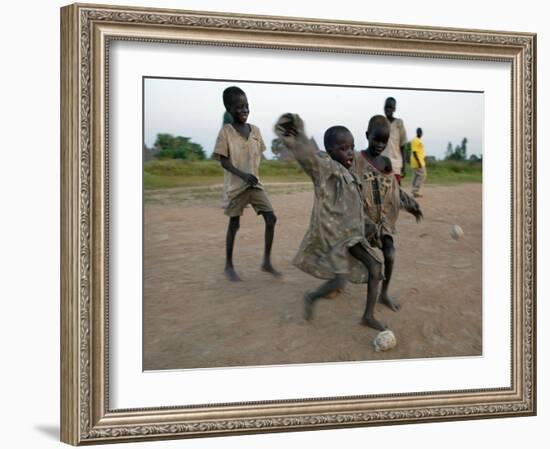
[384,97,396,106]
[367,115,390,134]
[324,126,351,150]
[222,86,246,108]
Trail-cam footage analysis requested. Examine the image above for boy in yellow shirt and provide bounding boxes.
[410,127,427,198]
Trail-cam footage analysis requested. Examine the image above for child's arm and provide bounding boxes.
[399,189,423,222]
[219,156,258,186]
[381,156,393,174]
[274,114,322,180]
[413,151,423,168]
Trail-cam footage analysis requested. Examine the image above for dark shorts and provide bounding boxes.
[224,187,273,217]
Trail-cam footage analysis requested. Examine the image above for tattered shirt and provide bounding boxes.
[352,153,401,244]
[281,137,382,283]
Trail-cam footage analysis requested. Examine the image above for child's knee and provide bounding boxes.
[334,274,347,290]
[263,211,277,226]
[229,217,240,232]
[369,263,382,283]
[383,241,395,261]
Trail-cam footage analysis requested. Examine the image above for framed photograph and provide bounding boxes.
[61,3,536,445]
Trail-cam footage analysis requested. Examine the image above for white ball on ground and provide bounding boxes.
[373,329,397,352]
[450,224,464,240]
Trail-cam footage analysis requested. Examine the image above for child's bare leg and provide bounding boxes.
[260,211,281,277]
[225,216,241,281]
[349,244,387,330]
[380,235,400,311]
[303,274,347,321]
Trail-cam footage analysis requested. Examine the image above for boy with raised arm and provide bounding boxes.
[275,113,386,330]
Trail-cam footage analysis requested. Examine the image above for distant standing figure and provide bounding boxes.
[213,86,281,281]
[381,97,407,185]
[411,127,427,198]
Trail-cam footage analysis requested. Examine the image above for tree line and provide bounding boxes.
[144,133,481,163]
[145,133,206,161]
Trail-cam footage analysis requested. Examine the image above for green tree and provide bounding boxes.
[458,137,468,160]
[445,138,468,161]
[446,142,453,159]
[153,133,206,160]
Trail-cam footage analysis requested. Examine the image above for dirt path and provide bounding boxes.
[143,183,482,370]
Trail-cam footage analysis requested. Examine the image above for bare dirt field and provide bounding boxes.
[143,183,482,370]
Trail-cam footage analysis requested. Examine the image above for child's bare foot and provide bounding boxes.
[379,293,401,312]
[360,316,387,331]
[261,261,282,277]
[224,265,242,282]
[303,292,315,321]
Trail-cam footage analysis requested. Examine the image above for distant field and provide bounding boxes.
[143,158,482,190]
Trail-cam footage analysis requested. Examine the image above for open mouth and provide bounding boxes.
[345,157,353,167]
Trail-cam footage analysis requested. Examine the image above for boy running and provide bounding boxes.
[213,86,280,281]
[275,113,386,330]
[352,115,423,312]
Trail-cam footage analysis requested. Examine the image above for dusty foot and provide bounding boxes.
[224,265,242,282]
[379,293,401,312]
[360,316,388,331]
[261,261,282,277]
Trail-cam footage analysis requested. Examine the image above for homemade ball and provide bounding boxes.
[373,329,397,352]
[450,224,464,240]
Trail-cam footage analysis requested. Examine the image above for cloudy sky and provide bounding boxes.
[144,77,483,160]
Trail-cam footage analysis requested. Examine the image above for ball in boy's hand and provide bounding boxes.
[373,329,397,352]
[450,224,464,240]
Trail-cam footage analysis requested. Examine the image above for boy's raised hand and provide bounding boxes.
[274,113,307,148]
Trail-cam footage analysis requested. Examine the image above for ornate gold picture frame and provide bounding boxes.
[61,3,536,445]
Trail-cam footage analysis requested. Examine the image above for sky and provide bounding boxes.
[144,78,483,160]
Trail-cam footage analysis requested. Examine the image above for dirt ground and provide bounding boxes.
[143,183,482,370]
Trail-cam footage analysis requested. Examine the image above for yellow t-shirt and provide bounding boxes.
[410,136,426,169]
